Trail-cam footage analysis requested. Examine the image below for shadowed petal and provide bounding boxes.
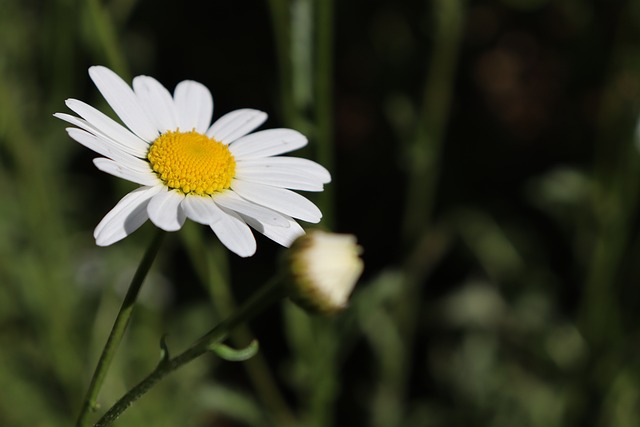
[94,186,163,246]
[242,214,305,248]
[181,194,225,225]
[210,208,256,257]
[58,99,150,155]
[93,158,159,187]
[231,180,322,223]
[65,127,147,170]
[213,191,290,227]
[147,189,186,231]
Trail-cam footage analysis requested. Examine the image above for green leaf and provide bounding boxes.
[209,340,259,362]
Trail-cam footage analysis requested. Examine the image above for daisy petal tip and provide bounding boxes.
[94,238,110,247]
[94,230,119,247]
[88,65,110,76]
[238,247,257,258]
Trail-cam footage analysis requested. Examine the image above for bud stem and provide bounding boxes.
[93,274,287,427]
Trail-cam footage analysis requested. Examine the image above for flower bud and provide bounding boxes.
[286,230,364,315]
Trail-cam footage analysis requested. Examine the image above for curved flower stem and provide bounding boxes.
[76,229,165,427]
[93,275,288,427]
[180,223,297,426]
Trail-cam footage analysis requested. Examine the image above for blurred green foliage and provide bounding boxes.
[2,0,640,426]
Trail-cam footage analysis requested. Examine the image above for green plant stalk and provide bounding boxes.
[180,224,298,427]
[578,1,640,353]
[401,0,463,245]
[307,317,339,427]
[86,0,129,79]
[382,1,464,426]
[76,229,165,427]
[399,0,464,341]
[314,0,335,229]
[93,275,288,427]
[267,0,295,124]
[265,1,338,425]
[581,135,640,348]
[204,250,299,427]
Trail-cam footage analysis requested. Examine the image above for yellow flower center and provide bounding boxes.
[147,130,236,195]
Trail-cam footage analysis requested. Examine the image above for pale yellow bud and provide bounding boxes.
[286,230,364,314]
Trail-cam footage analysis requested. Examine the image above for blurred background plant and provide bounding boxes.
[2,0,640,426]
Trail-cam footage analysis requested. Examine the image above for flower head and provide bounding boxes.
[55,66,330,257]
[286,230,363,314]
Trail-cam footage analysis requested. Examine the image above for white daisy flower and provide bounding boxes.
[55,66,330,257]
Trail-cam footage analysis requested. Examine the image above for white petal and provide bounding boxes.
[237,157,331,183]
[210,208,256,257]
[94,186,162,246]
[133,75,179,132]
[65,127,147,170]
[173,80,213,133]
[213,191,289,227]
[181,194,225,225]
[58,99,149,155]
[235,165,325,191]
[206,109,267,144]
[88,66,159,141]
[147,188,186,231]
[231,180,322,223]
[228,129,307,158]
[93,158,159,187]
[243,214,305,247]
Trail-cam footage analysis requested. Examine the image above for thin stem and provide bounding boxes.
[204,246,298,427]
[377,1,465,426]
[314,0,335,229]
[94,276,287,427]
[86,0,129,79]
[76,229,165,427]
[267,0,295,124]
[401,0,464,246]
[180,224,298,426]
[578,1,640,351]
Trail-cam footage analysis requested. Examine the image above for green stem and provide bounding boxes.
[314,0,335,229]
[181,224,298,426]
[93,276,288,427]
[401,0,464,246]
[76,229,165,427]
[203,248,298,427]
[86,0,129,79]
[267,0,295,124]
[376,1,464,426]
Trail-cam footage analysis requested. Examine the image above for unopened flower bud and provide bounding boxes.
[286,230,364,315]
